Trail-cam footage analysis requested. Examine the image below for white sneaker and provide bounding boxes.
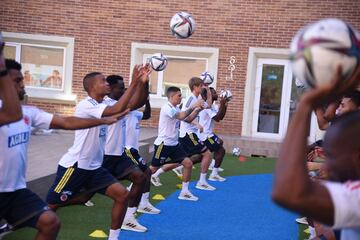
[0,224,11,238]
[178,191,199,201]
[208,160,224,172]
[151,175,162,187]
[121,216,148,232]
[196,181,216,191]
[137,202,161,214]
[84,200,95,207]
[172,168,183,178]
[295,217,308,225]
[209,174,226,182]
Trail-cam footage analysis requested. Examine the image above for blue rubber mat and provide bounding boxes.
[121,174,298,240]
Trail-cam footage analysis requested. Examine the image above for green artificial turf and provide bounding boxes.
[4,155,307,240]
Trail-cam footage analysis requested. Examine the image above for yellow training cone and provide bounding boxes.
[152,194,165,200]
[303,228,310,234]
[89,230,108,238]
[176,184,182,189]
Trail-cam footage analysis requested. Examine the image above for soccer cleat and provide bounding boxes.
[295,217,308,225]
[172,168,183,179]
[137,202,161,214]
[121,216,148,232]
[196,181,216,191]
[178,191,199,201]
[150,175,162,187]
[208,174,226,182]
[84,200,95,207]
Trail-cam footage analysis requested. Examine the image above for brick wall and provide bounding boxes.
[1,0,359,135]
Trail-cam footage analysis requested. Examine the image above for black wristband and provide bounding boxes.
[0,69,8,77]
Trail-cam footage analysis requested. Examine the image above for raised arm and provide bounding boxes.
[213,97,228,122]
[182,99,204,122]
[272,66,360,226]
[314,107,330,130]
[102,65,149,117]
[142,99,151,120]
[127,78,149,111]
[0,43,22,126]
[49,109,129,130]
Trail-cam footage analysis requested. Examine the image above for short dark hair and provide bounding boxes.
[189,77,202,91]
[5,59,21,71]
[166,86,181,98]
[83,72,102,92]
[106,75,123,86]
[344,90,360,107]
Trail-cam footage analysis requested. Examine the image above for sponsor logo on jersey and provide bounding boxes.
[8,132,29,148]
[23,115,30,125]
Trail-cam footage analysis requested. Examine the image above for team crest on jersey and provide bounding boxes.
[60,191,73,202]
[8,132,29,148]
[99,127,106,137]
[23,115,30,125]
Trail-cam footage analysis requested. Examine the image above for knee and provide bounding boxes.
[182,158,193,169]
[37,211,61,233]
[132,171,146,185]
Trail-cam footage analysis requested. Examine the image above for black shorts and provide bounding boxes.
[102,153,140,179]
[124,148,148,172]
[46,164,117,205]
[151,143,188,167]
[0,188,49,229]
[204,134,222,152]
[179,133,207,156]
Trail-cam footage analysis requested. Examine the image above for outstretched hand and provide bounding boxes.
[302,65,360,108]
[131,64,151,84]
[102,108,130,124]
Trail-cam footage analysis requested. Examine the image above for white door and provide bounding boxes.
[252,58,317,141]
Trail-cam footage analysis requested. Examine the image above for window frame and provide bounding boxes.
[3,32,76,104]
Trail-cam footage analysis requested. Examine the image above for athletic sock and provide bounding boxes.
[199,173,207,183]
[108,228,121,240]
[211,168,219,176]
[181,182,189,193]
[153,168,165,178]
[140,192,150,205]
[125,207,137,219]
[309,226,316,239]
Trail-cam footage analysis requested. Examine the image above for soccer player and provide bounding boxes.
[199,87,229,182]
[102,74,156,233]
[272,66,360,240]
[178,77,215,190]
[0,59,123,240]
[123,99,161,214]
[46,65,150,240]
[0,34,22,126]
[150,86,204,201]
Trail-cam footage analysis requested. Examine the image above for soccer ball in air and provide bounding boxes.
[170,12,196,39]
[200,71,214,85]
[290,18,360,89]
[232,147,241,156]
[220,90,233,101]
[149,53,168,72]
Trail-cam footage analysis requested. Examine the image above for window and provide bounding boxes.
[132,43,219,108]
[3,32,75,103]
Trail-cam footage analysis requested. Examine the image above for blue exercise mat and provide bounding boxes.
[121,174,298,240]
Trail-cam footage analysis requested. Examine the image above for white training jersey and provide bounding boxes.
[125,110,143,150]
[199,104,219,141]
[179,93,199,137]
[59,97,107,170]
[323,181,360,240]
[103,96,126,156]
[154,102,180,146]
[0,102,53,192]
